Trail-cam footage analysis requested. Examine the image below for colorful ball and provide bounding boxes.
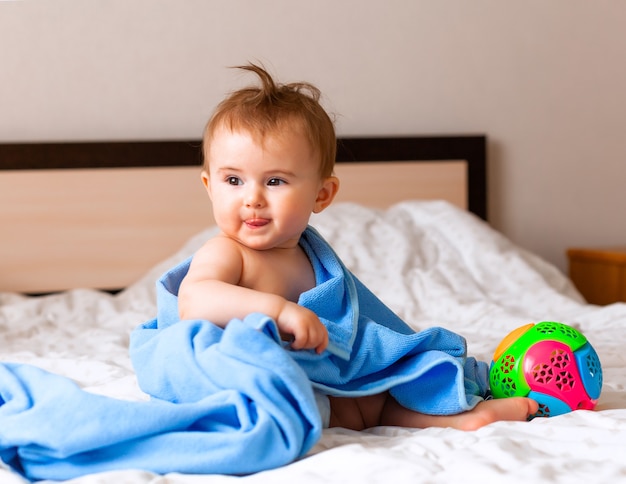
[489,321,602,418]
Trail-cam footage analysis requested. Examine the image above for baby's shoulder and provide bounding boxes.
[201,233,239,249]
[193,234,244,263]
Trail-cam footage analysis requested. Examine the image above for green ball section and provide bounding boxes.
[489,322,587,399]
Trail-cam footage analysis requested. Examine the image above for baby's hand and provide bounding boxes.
[277,302,328,354]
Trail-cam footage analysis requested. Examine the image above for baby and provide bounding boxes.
[178,63,537,431]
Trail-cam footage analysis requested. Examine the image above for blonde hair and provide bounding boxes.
[202,64,336,178]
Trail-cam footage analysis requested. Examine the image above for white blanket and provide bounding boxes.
[1,200,624,483]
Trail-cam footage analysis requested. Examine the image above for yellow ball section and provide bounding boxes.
[492,322,534,362]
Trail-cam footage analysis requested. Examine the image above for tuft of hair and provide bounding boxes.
[203,63,336,178]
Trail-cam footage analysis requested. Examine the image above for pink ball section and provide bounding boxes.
[523,340,596,411]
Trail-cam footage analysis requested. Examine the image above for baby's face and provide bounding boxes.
[202,126,325,250]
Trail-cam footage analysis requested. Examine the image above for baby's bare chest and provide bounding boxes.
[240,249,316,302]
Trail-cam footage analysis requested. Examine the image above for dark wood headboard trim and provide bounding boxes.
[0,135,487,220]
[0,140,203,170]
[336,136,486,220]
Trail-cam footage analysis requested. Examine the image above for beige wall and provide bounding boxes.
[2,0,625,274]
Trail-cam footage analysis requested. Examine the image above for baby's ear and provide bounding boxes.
[313,176,340,213]
[201,171,212,199]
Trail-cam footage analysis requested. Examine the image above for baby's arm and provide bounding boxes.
[178,237,328,353]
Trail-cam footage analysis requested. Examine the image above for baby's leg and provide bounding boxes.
[328,392,538,431]
[380,395,539,431]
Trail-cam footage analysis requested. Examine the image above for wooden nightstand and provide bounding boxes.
[567,247,626,305]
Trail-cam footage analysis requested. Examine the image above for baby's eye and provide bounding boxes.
[226,176,242,186]
[267,178,286,186]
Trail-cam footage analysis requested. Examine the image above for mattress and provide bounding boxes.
[1,200,624,483]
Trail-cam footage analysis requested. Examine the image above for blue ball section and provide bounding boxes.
[527,391,572,418]
[574,342,603,400]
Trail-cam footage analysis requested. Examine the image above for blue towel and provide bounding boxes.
[0,226,488,481]
[0,315,321,481]
[293,227,489,414]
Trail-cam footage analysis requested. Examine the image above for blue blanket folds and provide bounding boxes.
[0,226,488,481]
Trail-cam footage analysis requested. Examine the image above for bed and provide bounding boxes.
[0,135,624,483]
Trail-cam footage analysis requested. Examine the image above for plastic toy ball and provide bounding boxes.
[489,321,602,418]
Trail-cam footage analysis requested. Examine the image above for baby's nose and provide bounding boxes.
[244,188,264,208]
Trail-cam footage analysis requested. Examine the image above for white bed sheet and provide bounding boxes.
[1,200,625,483]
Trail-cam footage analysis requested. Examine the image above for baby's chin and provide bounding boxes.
[220,226,304,251]
[242,236,302,252]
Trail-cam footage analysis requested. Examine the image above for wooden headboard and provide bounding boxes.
[0,135,486,293]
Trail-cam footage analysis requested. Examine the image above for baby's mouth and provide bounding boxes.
[245,218,270,228]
